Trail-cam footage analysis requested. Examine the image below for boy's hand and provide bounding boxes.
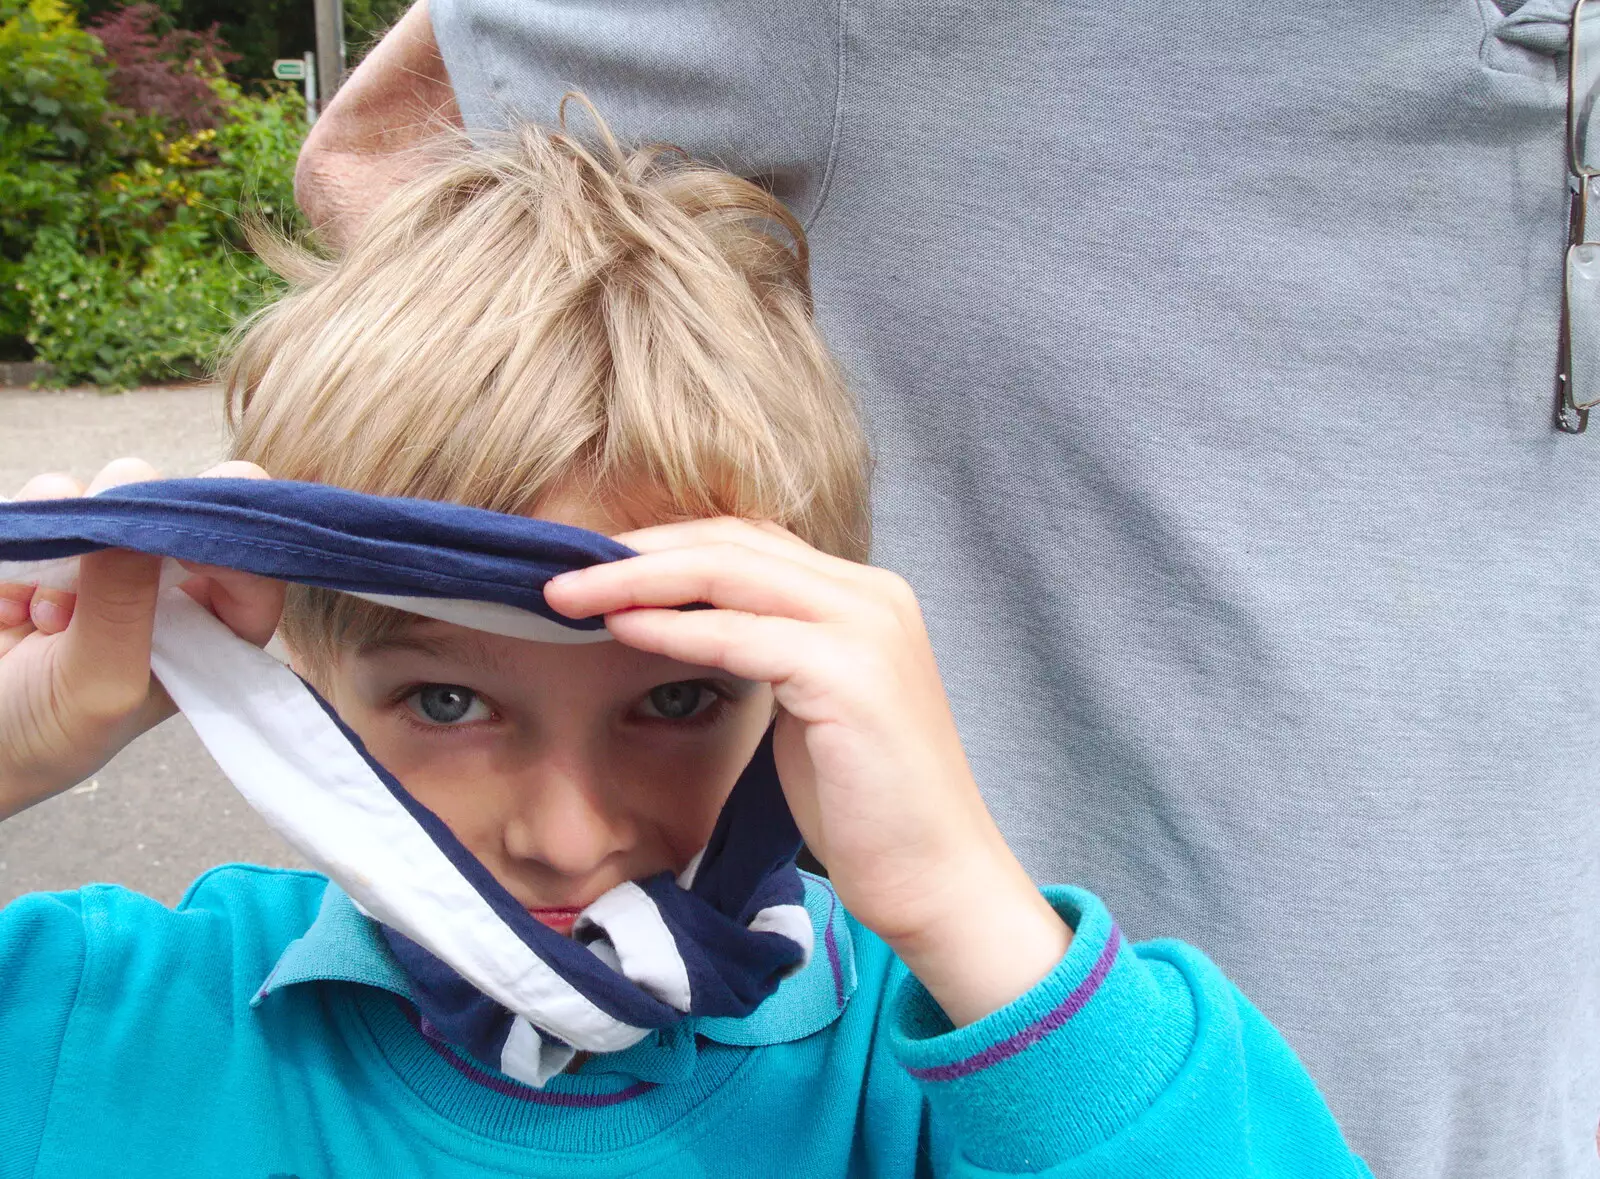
[545,519,1072,1026]
[0,459,285,821]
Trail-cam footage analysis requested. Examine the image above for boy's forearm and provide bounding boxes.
[889,887,1373,1177]
[886,850,1074,1028]
[294,0,463,252]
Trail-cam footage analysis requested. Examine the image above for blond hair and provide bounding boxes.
[221,102,871,668]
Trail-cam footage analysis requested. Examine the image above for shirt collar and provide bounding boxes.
[253,874,857,1075]
[250,879,412,1005]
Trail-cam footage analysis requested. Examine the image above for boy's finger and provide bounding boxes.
[29,588,75,634]
[177,464,281,643]
[547,543,860,623]
[197,460,270,480]
[610,517,882,593]
[603,607,812,686]
[177,567,286,648]
[0,620,35,658]
[612,517,833,565]
[84,457,162,496]
[612,515,799,546]
[0,579,36,651]
[0,582,33,628]
[55,548,164,711]
[13,472,84,502]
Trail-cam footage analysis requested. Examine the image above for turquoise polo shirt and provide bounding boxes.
[0,865,1370,1177]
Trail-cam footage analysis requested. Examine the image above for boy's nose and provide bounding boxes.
[499,758,634,880]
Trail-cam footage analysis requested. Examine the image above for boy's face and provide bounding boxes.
[309,496,775,935]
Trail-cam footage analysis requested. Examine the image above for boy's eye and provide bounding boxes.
[641,681,717,721]
[405,684,490,726]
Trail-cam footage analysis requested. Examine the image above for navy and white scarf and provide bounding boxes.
[0,478,812,1085]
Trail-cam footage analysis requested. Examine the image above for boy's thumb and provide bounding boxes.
[58,548,165,715]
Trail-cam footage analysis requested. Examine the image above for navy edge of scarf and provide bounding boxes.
[0,477,811,1076]
[0,476,628,629]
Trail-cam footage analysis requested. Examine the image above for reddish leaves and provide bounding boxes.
[87,4,237,133]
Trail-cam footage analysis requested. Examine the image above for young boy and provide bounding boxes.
[0,116,1370,1177]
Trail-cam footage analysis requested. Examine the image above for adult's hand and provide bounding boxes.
[0,460,284,821]
[295,0,464,252]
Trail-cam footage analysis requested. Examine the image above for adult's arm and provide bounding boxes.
[294,0,463,253]
[295,0,842,251]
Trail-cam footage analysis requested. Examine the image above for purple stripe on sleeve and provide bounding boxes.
[906,926,1123,1084]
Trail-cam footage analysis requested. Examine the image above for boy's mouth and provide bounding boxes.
[528,906,584,935]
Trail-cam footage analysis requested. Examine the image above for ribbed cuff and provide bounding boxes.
[887,887,1196,1173]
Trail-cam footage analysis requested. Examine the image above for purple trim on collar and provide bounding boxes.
[431,1044,658,1107]
[254,964,281,1003]
[906,926,1123,1084]
[823,894,844,1010]
[398,998,658,1106]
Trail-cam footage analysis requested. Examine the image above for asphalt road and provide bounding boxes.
[0,385,305,907]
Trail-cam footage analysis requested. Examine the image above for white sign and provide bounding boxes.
[272,58,306,81]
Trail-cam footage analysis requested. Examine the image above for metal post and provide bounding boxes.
[313,0,345,113]
[303,51,318,124]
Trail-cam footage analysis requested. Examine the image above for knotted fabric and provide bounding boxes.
[0,478,812,1085]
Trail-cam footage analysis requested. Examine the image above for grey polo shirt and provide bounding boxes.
[431,1,1600,1174]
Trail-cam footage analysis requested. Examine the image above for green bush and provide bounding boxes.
[19,89,305,388]
[69,0,410,84]
[2,0,306,389]
[0,0,118,350]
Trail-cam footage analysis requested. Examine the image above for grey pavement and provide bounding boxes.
[0,385,305,907]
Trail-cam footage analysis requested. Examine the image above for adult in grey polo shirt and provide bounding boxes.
[296,2,1600,1175]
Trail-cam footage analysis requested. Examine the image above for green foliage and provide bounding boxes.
[343,0,409,63]
[17,86,306,388]
[0,0,119,347]
[1,0,309,388]
[20,222,269,389]
[0,0,112,150]
[70,0,409,81]
[67,0,174,19]
[167,0,306,84]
